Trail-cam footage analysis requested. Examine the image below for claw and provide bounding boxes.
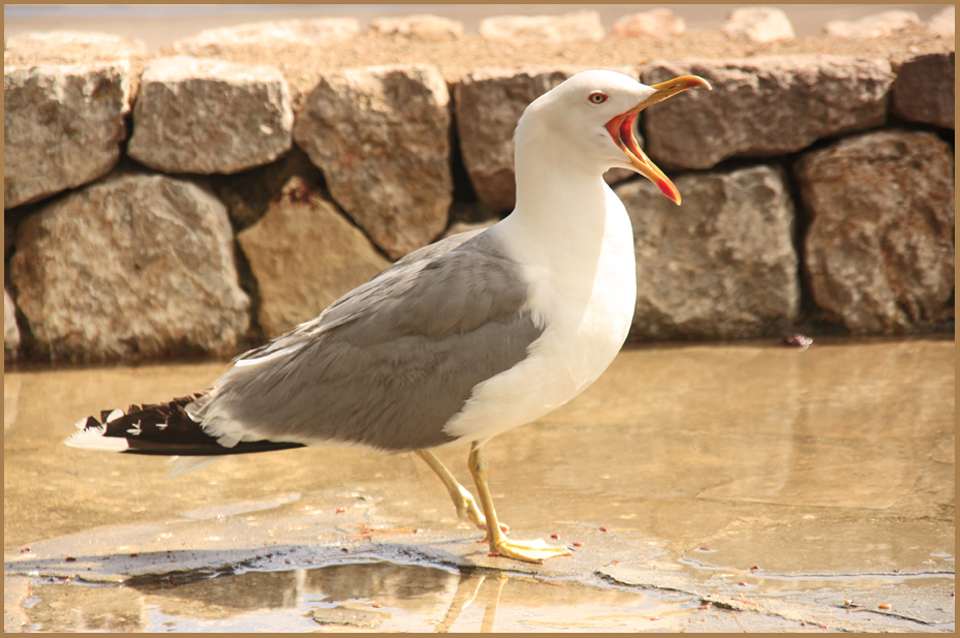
[489,538,572,563]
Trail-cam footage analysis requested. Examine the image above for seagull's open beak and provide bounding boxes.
[605,75,712,205]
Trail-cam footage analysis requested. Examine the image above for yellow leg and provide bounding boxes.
[468,442,571,563]
[416,449,493,531]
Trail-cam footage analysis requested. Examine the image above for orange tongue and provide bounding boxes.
[605,111,680,205]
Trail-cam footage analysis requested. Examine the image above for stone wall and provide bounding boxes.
[4,8,955,362]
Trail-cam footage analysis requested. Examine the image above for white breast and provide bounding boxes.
[442,185,637,444]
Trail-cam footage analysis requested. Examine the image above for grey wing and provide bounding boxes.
[188,229,543,452]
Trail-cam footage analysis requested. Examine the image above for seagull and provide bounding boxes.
[65,70,710,563]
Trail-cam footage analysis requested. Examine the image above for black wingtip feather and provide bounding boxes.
[75,394,306,456]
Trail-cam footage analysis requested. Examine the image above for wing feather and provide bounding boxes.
[190,228,543,452]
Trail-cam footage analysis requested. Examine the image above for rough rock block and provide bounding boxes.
[170,19,361,57]
[4,289,19,361]
[294,64,452,259]
[612,9,685,39]
[479,11,605,42]
[892,52,955,129]
[237,176,391,339]
[3,30,147,62]
[127,56,293,175]
[721,7,795,43]
[617,164,799,339]
[795,130,954,334]
[642,56,894,170]
[455,67,635,212]
[928,6,955,39]
[9,171,250,361]
[824,10,920,38]
[369,15,465,40]
[4,62,131,209]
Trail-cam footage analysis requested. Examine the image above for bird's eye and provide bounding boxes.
[588,91,608,104]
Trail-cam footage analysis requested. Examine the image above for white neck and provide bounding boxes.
[495,121,612,274]
[443,113,639,443]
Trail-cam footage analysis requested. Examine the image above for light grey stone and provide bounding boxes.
[3,30,147,62]
[236,175,391,339]
[824,10,920,38]
[9,171,250,361]
[721,7,795,43]
[892,52,955,129]
[294,64,452,259]
[612,9,685,39]
[478,11,605,42]
[618,164,799,339]
[641,56,894,170]
[928,6,955,39]
[170,19,360,57]
[127,56,293,175]
[4,62,131,209]
[309,607,387,629]
[795,130,954,334]
[369,15,464,40]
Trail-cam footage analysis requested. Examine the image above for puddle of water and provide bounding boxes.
[4,337,955,631]
[20,561,698,633]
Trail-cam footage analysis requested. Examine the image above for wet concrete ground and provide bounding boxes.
[4,337,955,632]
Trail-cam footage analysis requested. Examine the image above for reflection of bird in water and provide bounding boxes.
[66,70,711,562]
[436,571,506,632]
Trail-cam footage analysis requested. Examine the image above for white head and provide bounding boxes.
[516,70,711,204]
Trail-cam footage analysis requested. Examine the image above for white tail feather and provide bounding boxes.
[63,426,130,452]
